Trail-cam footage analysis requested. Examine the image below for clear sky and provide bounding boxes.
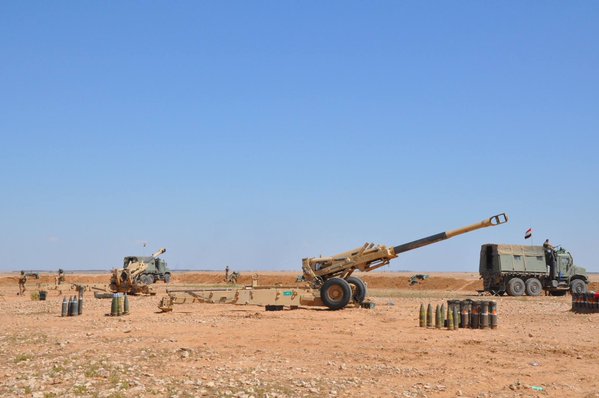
[1,2,598,272]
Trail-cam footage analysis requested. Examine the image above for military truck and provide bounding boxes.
[479,244,588,296]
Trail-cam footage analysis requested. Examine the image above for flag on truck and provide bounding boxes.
[524,228,532,239]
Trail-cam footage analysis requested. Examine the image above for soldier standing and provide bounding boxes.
[18,271,27,295]
[55,268,65,287]
[225,266,229,282]
[543,239,556,279]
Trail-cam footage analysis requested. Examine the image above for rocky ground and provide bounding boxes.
[0,272,598,398]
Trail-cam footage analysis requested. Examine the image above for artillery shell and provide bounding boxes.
[111,294,118,316]
[435,305,441,329]
[67,296,74,316]
[123,293,130,315]
[78,297,83,316]
[452,305,459,330]
[440,303,446,328]
[489,301,498,329]
[61,297,68,317]
[419,304,426,327]
[71,295,79,316]
[480,301,489,329]
[448,306,454,330]
[427,303,434,328]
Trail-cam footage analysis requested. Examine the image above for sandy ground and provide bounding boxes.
[1,271,598,398]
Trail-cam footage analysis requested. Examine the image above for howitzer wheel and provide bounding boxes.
[525,278,543,296]
[346,276,367,304]
[506,277,525,296]
[321,278,352,310]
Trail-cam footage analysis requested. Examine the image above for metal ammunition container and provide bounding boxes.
[419,304,426,327]
[480,301,489,329]
[471,301,480,329]
[448,306,454,330]
[67,296,74,316]
[61,297,68,317]
[78,296,83,316]
[71,296,79,316]
[435,305,441,329]
[489,301,498,329]
[460,300,469,328]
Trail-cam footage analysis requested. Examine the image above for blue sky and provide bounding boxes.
[1,2,598,272]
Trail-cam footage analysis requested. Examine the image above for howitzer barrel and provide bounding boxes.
[392,213,508,254]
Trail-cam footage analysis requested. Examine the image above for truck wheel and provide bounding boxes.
[164,273,171,284]
[346,276,367,303]
[320,278,352,310]
[570,279,587,294]
[140,274,154,285]
[525,278,543,296]
[506,278,525,296]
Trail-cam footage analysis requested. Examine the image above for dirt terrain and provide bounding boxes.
[1,271,598,398]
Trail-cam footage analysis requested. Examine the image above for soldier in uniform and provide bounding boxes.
[543,239,556,279]
[224,266,229,282]
[55,268,65,287]
[18,271,27,295]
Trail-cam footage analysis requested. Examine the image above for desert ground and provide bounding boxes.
[1,271,598,398]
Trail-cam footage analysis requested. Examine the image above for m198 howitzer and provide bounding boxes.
[302,213,508,310]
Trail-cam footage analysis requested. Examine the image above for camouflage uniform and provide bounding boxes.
[18,272,27,295]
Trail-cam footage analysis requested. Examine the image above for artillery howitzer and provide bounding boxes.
[164,213,508,311]
[301,213,508,309]
[110,248,167,295]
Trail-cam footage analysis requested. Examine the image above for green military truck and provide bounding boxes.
[479,244,588,296]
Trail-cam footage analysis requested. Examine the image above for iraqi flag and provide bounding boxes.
[524,228,532,239]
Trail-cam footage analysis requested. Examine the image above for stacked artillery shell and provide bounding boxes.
[67,296,74,316]
[71,296,79,316]
[111,294,118,316]
[440,303,446,328]
[572,292,599,314]
[435,305,441,329]
[448,306,454,330]
[480,301,489,329]
[78,296,83,315]
[426,303,434,328]
[452,305,459,330]
[123,293,130,315]
[460,300,470,328]
[61,297,68,317]
[489,301,498,329]
[419,304,426,327]
[116,294,122,316]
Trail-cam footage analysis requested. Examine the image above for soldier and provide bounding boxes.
[224,266,229,282]
[543,239,555,252]
[18,271,27,295]
[543,239,556,279]
[55,268,65,287]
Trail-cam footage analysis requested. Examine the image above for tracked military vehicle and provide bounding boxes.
[479,244,588,296]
